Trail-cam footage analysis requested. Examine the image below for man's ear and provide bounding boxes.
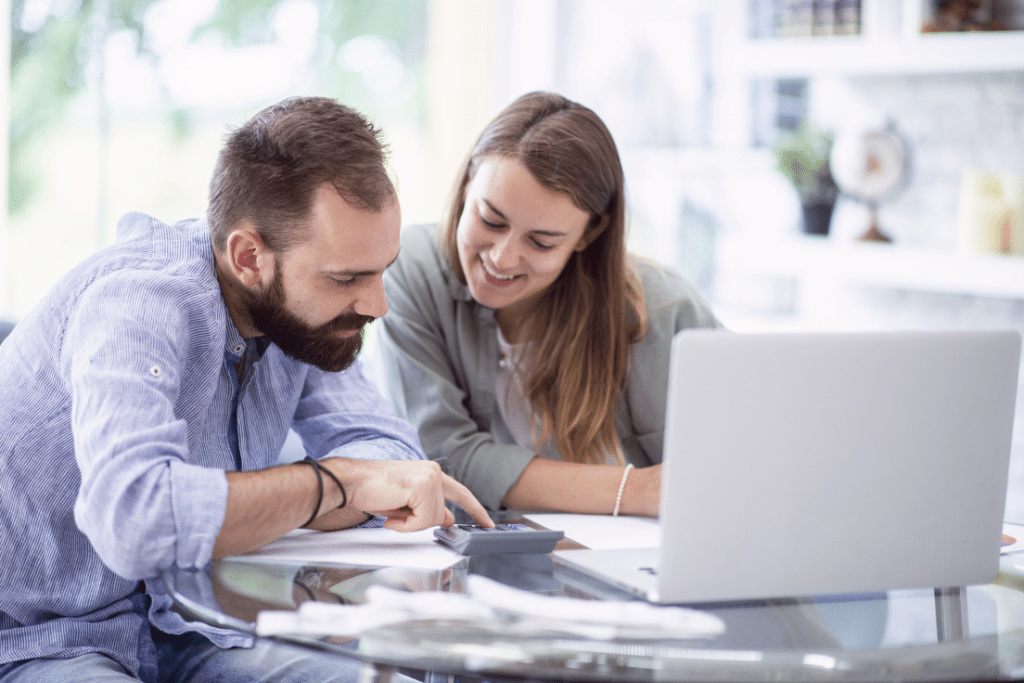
[224,223,274,287]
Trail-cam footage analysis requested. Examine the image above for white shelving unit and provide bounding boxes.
[708,0,1024,329]
[735,0,1024,76]
[718,233,1024,298]
[713,0,1024,148]
[735,30,1024,77]
[713,234,1024,331]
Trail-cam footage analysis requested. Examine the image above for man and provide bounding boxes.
[0,96,492,682]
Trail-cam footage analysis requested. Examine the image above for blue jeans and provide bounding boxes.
[0,629,365,683]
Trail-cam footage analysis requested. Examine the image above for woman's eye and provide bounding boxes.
[332,278,355,287]
[480,215,504,229]
[530,239,555,250]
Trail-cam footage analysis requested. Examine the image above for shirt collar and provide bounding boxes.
[436,240,475,303]
[225,317,247,358]
[224,321,271,362]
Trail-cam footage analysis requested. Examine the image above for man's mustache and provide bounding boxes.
[324,313,376,333]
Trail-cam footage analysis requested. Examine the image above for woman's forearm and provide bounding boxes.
[501,457,660,516]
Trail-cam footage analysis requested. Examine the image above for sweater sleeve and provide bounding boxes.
[377,225,536,510]
[626,259,725,463]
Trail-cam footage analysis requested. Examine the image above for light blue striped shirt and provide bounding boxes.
[0,212,424,676]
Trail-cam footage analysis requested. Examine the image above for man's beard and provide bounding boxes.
[244,270,374,373]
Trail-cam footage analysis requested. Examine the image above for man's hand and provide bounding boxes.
[215,458,493,559]
[321,458,494,531]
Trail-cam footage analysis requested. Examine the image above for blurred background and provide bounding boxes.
[4,0,1024,513]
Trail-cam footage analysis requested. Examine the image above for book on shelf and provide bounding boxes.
[813,0,837,36]
[834,0,861,35]
[777,0,814,37]
[758,0,859,38]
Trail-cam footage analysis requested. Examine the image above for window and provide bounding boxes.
[5,0,430,319]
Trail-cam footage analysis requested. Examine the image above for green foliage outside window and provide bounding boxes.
[9,0,426,216]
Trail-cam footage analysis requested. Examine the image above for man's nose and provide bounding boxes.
[353,277,388,319]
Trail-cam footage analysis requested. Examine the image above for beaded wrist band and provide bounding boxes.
[613,463,634,517]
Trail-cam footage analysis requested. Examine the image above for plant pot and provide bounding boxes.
[801,201,836,236]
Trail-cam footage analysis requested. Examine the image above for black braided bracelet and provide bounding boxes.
[304,456,347,511]
[300,457,323,528]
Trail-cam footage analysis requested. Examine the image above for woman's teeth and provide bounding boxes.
[482,260,517,280]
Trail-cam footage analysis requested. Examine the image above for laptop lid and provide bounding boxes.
[558,330,1020,604]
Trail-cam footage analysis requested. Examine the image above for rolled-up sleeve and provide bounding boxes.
[66,273,228,580]
[292,359,426,463]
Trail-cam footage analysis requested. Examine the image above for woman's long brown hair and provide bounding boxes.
[441,92,647,465]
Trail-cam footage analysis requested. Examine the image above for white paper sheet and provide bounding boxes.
[524,513,660,550]
[256,575,726,639]
[1002,522,1024,555]
[230,526,464,570]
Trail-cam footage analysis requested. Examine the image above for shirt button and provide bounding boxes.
[149,365,162,377]
[233,343,244,354]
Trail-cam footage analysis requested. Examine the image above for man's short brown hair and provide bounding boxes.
[207,96,396,253]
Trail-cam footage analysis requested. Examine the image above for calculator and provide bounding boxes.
[433,523,564,556]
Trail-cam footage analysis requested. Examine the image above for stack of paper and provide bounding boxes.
[257,574,724,641]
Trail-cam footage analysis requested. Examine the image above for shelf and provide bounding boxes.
[734,30,1024,77]
[715,234,1024,300]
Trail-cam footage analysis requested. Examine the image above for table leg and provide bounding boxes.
[359,662,400,683]
[934,586,968,642]
[359,663,463,683]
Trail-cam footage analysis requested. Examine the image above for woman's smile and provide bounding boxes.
[479,256,523,286]
[456,156,590,316]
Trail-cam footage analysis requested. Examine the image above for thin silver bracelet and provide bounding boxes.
[612,463,634,516]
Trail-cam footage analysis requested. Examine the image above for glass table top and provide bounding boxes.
[164,521,1024,682]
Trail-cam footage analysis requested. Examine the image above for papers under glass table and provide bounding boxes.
[163,521,1024,683]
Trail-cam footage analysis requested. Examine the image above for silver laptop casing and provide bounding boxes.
[557,330,1020,603]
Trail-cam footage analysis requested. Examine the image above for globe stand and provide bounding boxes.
[830,123,910,246]
[859,202,892,243]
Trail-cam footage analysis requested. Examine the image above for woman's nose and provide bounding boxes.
[489,234,518,269]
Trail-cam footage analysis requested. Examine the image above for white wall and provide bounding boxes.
[0,0,10,320]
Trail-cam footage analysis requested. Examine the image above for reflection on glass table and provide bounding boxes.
[163,521,1024,683]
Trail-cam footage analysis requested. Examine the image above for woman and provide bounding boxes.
[377,91,722,515]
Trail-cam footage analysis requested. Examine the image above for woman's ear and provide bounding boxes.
[575,214,610,251]
[225,223,274,287]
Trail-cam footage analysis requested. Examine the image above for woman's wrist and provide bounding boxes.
[612,464,634,516]
[618,464,661,517]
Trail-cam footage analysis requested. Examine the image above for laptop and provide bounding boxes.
[555,329,1021,604]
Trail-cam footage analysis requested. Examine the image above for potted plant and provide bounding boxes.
[772,126,840,236]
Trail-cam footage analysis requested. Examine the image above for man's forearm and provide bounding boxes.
[213,461,354,558]
[213,457,495,559]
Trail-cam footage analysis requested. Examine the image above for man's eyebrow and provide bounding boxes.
[481,198,570,238]
[325,252,400,278]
